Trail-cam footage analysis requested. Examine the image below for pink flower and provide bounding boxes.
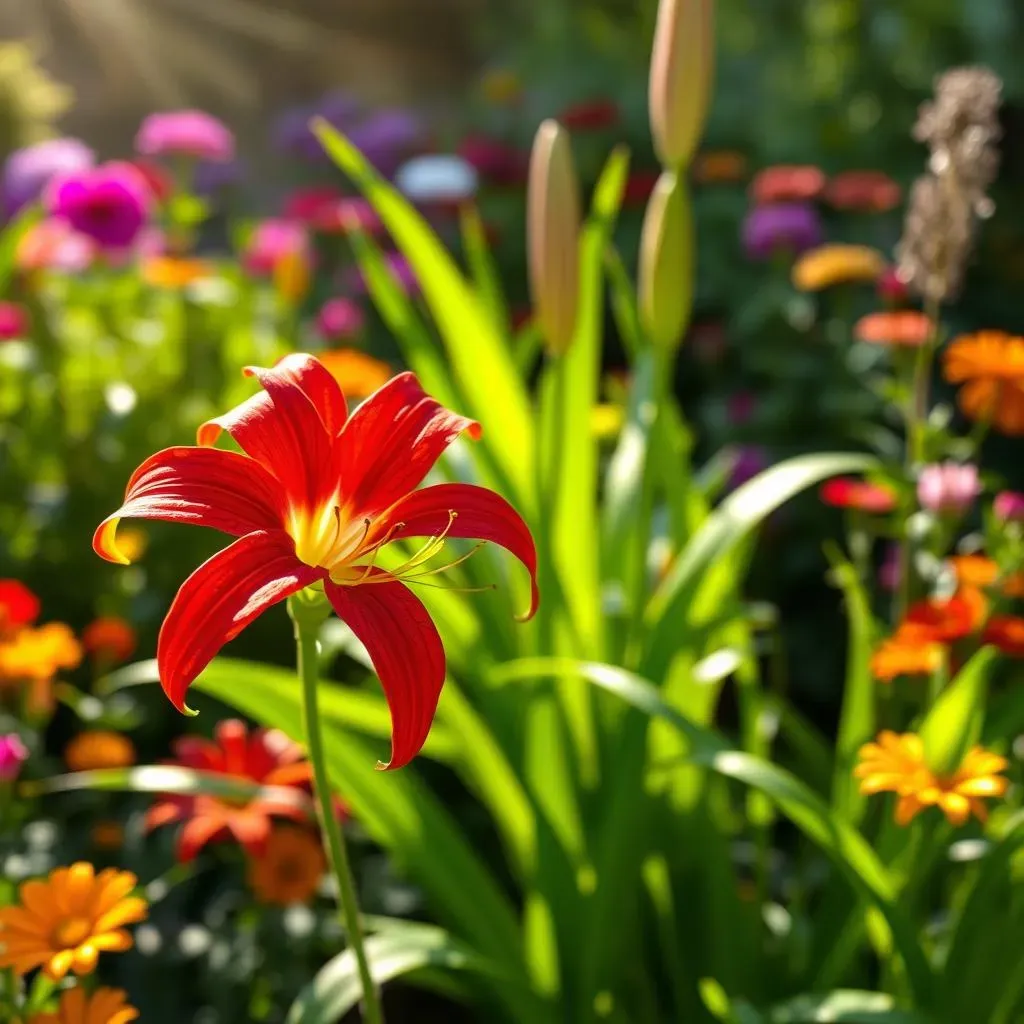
[993,491,1024,522]
[877,267,910,305]
[136,110,235,163]
[0,734,28,782]
[316,298,365,340]
[45,162,153,249]
[314,197,383,236]
[917,462,981,515]
[0,302,29,341]
[878,545,902,591]
[17,217,95,273]
[243,219,310,276]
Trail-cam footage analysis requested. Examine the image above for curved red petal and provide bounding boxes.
[324,574,445,770]
[377,482,539,620]
[177,814,230,863]
[197,356,339,513]
[94,447,285,564]
[337,372,481,518]
[225,808,272,856]
[157,530,320,713]
[215,720,250,776]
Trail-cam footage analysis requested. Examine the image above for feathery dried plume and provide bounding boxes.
[897,66,1002,305]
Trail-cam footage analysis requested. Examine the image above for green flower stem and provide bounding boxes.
[289,593,384,1024]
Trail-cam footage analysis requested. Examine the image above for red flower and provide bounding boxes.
[905,589,986,642]
[558,98,619,131]
[820,477,897,513]
[282,185,345,224]
[147,719,313,862]
[622,170,660,208]
[130,160,174,204]
[457,136,528,187]
[0,302,29,342]
[982,615,1024,657]
[94,355,538,769]
[0,580,40,633]
[750,165,826,204]
[877,267,910,305]
[824,170,901,213]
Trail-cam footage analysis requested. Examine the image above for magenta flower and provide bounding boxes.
[728,445,769,490]
[316,298,366,340]
[0,733,28,782]
[243,219,310,276]
[742,202,823,261]
[0,302,29,342]
[136,110,235,163]
[994,491,1024,522]
[2,138,94,216]
[878,544,902,592]
[45,162,152,248]
[917,462,982,515]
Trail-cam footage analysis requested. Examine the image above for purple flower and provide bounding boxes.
[993,491,1024,522]
[917,462,981,515]
[728,445,769,490]
[46,162,153,248]
[136,109,235,162]
[742,202,823,261]
[878,544,902,592]
[348,110,423,176]
[3,138,94,217]
[0,733,28,782]
[316,298,366,340]
[243,218,310,276]
[349,251,419,297]
[274,91,362,161]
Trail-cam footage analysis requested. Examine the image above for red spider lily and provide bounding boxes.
[820,477,898,513]
[94,355,538,769]
[147,720,313,862]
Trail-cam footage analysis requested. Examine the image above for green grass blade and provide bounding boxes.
[459,203,509,328]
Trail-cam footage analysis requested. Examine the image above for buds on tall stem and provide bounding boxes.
[527,119,582,357]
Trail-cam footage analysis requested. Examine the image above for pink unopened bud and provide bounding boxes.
[527,120,581,356]
[994,490,1024,522]
[649,0,715,169]
[638,170,693,351]
[917,462,981,515]
[0,733,28,781]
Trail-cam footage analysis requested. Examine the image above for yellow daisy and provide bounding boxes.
[792,244,887,291]
[854,731,1009,826]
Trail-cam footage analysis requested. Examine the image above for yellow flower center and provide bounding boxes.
[54,917,92,948]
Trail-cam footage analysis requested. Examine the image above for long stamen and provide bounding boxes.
[399,541,486,580]
[389,512,459,576]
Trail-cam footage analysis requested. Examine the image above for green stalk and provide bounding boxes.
[288,593,384,1024]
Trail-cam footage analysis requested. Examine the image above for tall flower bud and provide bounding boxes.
[638,170,693,351]
[649,0,715,170]
[527,120,581,357]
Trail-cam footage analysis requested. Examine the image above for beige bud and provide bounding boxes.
[527,120,582,357]
[638,170,693,352]
[649,0,715,170]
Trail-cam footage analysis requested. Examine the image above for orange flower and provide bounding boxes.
[905,588,987,641]
[855,731,1008,826]
[28,986,139,1024]
[942,331,1024,436]
[792,245,887,291]
[82,616,136,664]
[949,554,1024,597]
[248,826,326,905]
[824,170,901,212]
[65,730,136,772]
[750,164,825,204]
[854,311,933,347]
[0,863,147,980]
[983,615,1024,657]
[0,622,82,715]
[693,150,748,185]
[316,349,393,400]
[870,625,944,681]
[142,256,212,289]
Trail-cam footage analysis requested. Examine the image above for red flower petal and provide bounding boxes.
[820,477,897,513]
[216,719,250,776]
[224,808,272,856]
[376,482,539,620]
[325,573,445,770]
[157,530,319,713]
[0,580,40,629]
[93,447,285,564]
[337,372,481,517]
[177,813,230,862]
[196,354,343,512]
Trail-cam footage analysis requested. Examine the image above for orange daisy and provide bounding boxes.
[248,826,326,905]
[855,731,1009,826]
[750,164,825,204]
[942,331,1024,436]
[316,349,393,401]
[64,730,136,772]
[0,864,147,980]
[81,616,136,664]
[870,625,944,682]
[854,311,933,347]
[141,256,212,290]
[28,986,139,1024]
